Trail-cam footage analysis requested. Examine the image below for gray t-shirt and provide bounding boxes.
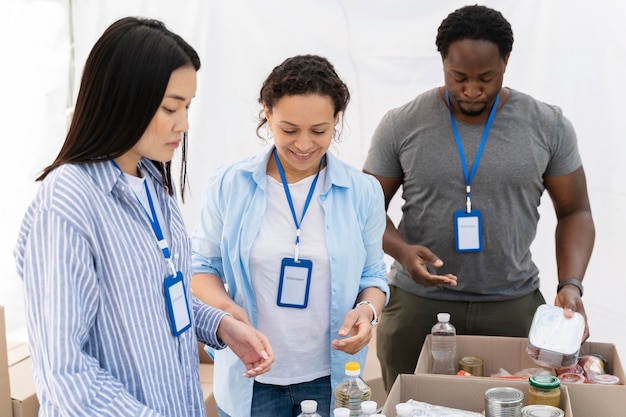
[363,87,581,301]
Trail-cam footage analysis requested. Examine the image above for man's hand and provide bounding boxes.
[400,244,458,287]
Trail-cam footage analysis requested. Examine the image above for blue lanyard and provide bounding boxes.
[446,90,499,213]
[112,161,176,276]
[273,148,324,262]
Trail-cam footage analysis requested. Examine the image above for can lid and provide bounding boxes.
[484,387,524,404]
[529,374,561,389]
[459,356,483,366]
[521,404,565,417]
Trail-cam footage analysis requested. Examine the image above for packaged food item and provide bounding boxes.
[521,404,565,417]
[406,399,483,416]
[578,354,606,382]
[458,356,483,377]
[590,373,621,385]
[333,362,371,416]
[557,372,585,384]
[527,375,561,407]
[484,387,524,417]
[526,304,585,368]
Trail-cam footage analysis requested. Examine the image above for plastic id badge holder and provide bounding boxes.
[454,209,482,252]
[277,258,313,308]
[163,271,192,336]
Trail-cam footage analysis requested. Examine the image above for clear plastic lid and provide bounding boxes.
[527,304,585,367]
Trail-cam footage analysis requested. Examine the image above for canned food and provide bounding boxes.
[484,387,524,417]
[459,356,484,377]
[521,404,565,417]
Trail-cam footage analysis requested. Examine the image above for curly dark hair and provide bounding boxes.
[256,54,350,139]
[436,5,513,60]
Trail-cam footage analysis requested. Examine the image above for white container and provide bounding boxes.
[526,304,585,368]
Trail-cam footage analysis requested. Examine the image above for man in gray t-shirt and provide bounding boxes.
[363,5,595,392]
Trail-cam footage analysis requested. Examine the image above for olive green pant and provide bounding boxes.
[376,285,546,392]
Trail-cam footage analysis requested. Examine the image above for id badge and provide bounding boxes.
[163,271,192,336]
[277,257,313,308]
[454,209,482,253]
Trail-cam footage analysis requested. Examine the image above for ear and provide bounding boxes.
[503,53,510,70]
[263,105,272,128]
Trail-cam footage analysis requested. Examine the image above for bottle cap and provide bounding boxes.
[529,374,560,389]
[437,312,450,322]
[300,400,317,413]
[345,361,361,376]
[333,407,350,417]
[361,400,377,413]
[395,402,413,415]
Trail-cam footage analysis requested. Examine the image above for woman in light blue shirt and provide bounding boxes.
[191,55,389,417]
[14,17,273,417]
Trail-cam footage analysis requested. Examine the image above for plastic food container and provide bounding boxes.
[557,372,585,384]
[526,304,585,368]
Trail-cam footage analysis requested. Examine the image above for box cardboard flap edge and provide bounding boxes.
[382,373,573,417]
[415,334,626,417]
[1,306,13,417]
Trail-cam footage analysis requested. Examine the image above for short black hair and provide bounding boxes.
[436,5,513,60]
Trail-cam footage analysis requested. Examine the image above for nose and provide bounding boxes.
[294,132,313,151]
[463,81,482,99]
[175,112,190,133]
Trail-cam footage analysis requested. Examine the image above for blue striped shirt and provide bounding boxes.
[14,159,228,416]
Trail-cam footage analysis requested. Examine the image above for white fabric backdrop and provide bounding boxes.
[1,0,625,364]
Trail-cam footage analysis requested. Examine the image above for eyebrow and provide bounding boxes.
[278,121,332,128]
[164,94,187,101]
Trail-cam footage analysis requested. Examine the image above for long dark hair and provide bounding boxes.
[38,17,201,201]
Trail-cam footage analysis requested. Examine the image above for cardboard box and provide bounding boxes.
[7,342,38,417]
[382,373,573,416]
[1,306,13,417]
[416,335,626,417]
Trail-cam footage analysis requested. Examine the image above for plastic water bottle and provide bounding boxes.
[333,361,372,416]
[358,400,377,416]
[298,400,322,417]
[430,312,456,375]
[334,407,351,417]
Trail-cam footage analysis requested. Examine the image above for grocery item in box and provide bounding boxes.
[406,399,483,416]
[526,304,585,368]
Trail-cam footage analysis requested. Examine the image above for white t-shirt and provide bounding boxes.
[251,168,331,385]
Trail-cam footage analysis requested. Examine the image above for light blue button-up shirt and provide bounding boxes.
[14,160,229,416]
[191,147,389,416]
